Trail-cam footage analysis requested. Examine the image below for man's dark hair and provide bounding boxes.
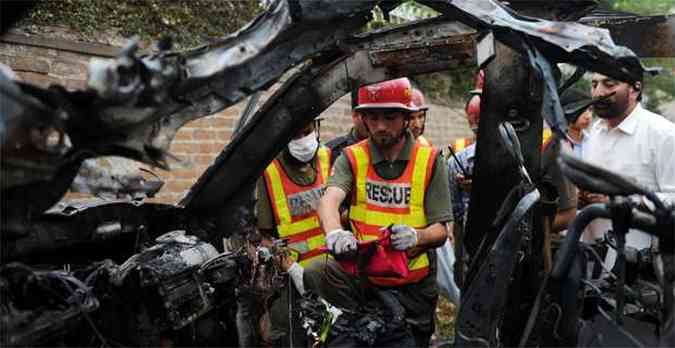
[621,56,645,101]
[560,88,591,124]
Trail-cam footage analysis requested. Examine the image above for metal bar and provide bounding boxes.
[183,18,477,211]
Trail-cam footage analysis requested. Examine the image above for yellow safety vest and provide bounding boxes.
[262,146,331,266]
[344,139,438,286]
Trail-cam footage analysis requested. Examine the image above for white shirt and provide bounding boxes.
[569,130,589,158]
[582,104,675,265]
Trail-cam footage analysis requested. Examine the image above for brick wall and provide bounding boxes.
[1,32,471,205]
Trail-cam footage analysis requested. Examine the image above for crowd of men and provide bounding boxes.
[251,69,675,346]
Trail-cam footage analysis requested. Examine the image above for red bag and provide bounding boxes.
[325,230,410,279]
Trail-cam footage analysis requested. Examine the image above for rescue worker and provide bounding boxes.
[447,80,482,289]
[448,88,481,230]
[325,90,369,165]
[315,77,453,347]
[255,119,331,346]
[409,88,431,146]
[448,71,484,153]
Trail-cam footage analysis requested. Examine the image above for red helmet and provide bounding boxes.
[466,93,481,117]
[355,78,415,112]
[411,88,429,112]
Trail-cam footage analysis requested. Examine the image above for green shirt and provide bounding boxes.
[328,132,453,225]
[256,150,318,233]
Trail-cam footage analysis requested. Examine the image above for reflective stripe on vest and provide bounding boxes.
[263,146,331,266]
[541,128,553,151]
[451,137,474,152]
[345,141,437,286]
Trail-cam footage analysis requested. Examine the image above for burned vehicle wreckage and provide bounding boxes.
[1,0,674,347]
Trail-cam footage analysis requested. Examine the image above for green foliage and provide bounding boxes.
[597,0,675,15]
[412,69,476,107]
[642,58,675,112]
[20,0,262,49]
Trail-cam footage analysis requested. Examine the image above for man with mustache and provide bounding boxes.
[316,77,452,347]
[580,70,675,267]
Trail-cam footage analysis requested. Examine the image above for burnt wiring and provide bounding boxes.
[45,270,108,347]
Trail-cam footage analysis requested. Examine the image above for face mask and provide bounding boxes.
[288,131,319,163]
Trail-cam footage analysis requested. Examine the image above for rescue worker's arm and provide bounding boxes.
[319,153,358,255]
[550,159,578,233]
[256,178,277,234]
[257,177,309,293]
[275,252,307,294]
[552,208,576,233]
[447,159,464,246]
[255,178,280,248]
[320,153,353,233]
[319,187,358,255]
[406,222,450,258]
[318,186,347,234]
[447,159,464,224]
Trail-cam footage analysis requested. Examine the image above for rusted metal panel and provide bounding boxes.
[351,19,478,76]
[367,36,475,71]
[581,15,675,58]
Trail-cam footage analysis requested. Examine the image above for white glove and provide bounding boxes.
[326,229,357,255]
[390,224,418,250]
[287,262,306,295]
